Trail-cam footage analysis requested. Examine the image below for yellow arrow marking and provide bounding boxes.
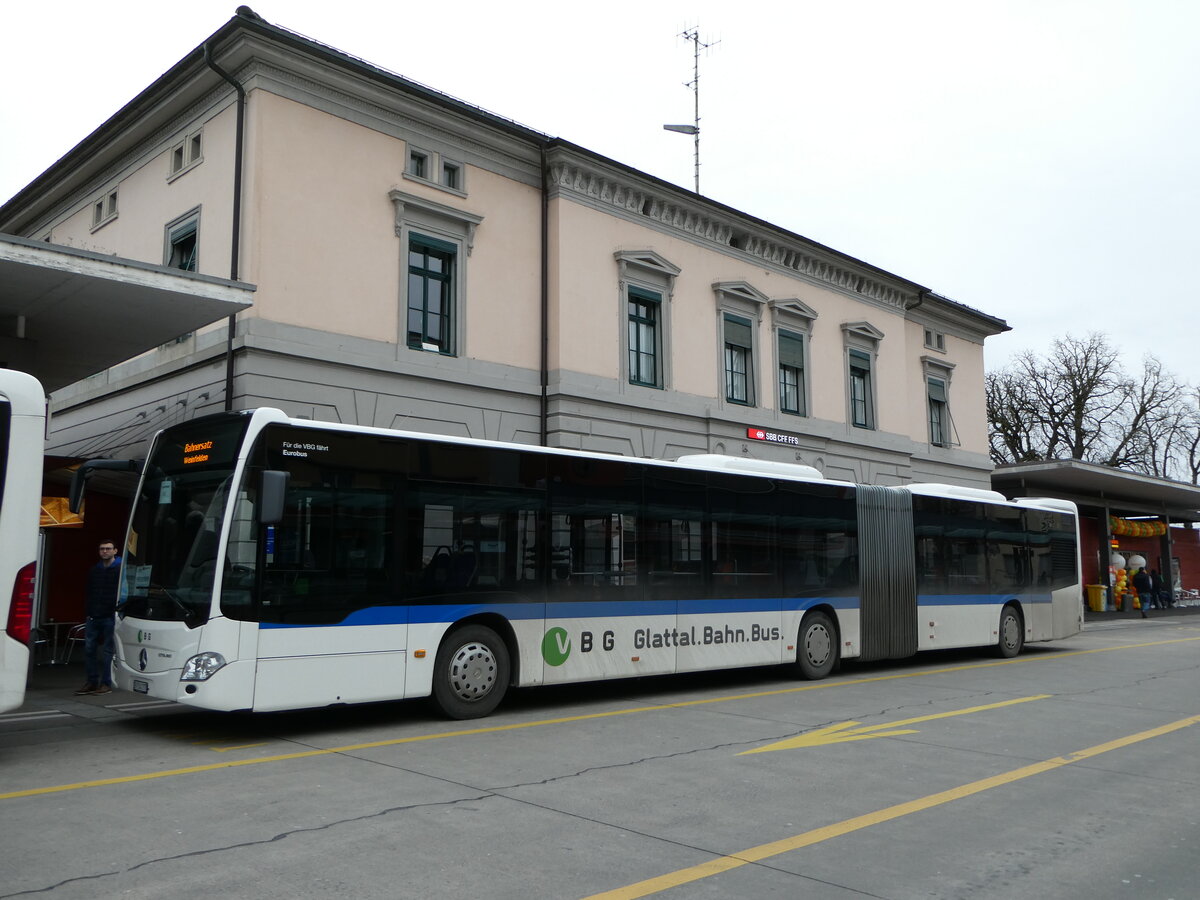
[740,694,1052,754]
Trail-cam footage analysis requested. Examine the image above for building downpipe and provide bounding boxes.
[204,40,246,412]
[539,143,550,446]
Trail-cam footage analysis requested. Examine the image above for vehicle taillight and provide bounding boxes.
[7,561,36,646]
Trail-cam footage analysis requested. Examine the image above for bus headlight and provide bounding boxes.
[181,652,227,682]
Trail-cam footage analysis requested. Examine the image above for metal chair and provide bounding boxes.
[62,623,87,663]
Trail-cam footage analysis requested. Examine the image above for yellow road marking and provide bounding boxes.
[3,634,1198,801]
[585,712,1200,899]
[739,694,1051,754]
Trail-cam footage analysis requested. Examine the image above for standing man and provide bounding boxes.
[1132,566,1153,619]
[76,540,122,696]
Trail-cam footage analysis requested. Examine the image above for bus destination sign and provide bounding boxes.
[183,440,214,465]
[746,427,799,447]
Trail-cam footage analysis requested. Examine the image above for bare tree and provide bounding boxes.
[986,362,1043,464]
[1173,387,1200,484]
[987,333,1194,478]
[1133,360,1190,477]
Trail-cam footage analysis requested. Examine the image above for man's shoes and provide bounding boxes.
[74,683,97,695]
[92,685,112,695]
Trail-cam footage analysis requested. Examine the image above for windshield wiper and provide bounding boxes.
[147,585,200,625]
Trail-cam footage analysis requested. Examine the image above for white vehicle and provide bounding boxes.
[110,408,1082,718]
[0,370,45,713]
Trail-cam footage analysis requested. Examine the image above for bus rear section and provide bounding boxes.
[0,370,45,713]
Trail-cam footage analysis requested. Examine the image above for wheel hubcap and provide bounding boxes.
[805,625,831,666]
[1002,615,1019,650]
[448,641,497,702]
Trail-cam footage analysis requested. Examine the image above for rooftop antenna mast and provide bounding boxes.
[664,27,718,194]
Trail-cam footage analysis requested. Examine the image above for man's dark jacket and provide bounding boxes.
[85,557,122,618]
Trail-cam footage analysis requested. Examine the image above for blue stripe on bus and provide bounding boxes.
[258,592,1046,629]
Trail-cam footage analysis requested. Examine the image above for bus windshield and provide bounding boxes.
[122,416,250,626]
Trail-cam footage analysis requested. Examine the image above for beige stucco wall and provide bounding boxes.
[949,344,988,455]
[899,318,989,455]
[455,169,542,368]
[44,104,238,280]
[248,93,404,340]
[246,91,542,367]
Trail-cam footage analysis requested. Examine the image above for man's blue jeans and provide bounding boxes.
[84,615,115,687]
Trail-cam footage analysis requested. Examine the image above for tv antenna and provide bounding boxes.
[663,27,719,194]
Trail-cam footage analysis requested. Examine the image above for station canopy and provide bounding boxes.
[0,233,254,392]
[992,459,1200,524]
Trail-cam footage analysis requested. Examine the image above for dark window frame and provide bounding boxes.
[407,233,456,355]
[848,349,873,429]
[627,286,662,388]
[928,376,949,446]
[723,313,754,406]
[167,217,198,272]
[777,329,806,416]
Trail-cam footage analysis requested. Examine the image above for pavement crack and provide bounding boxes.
[0,792,494,898]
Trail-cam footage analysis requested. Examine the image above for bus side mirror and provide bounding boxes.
[260,470,290,525]
[68,459,142,514]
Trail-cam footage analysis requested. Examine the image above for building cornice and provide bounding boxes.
[548,155,916,309]
[545,150,1008,340]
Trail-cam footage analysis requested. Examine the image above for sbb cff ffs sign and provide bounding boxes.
[746,427,799,446]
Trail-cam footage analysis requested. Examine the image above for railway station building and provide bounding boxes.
[1,8,1006,495]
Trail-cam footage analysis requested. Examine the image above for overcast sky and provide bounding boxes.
[4,0,1196,382]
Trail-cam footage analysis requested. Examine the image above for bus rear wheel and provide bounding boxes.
[796,610,838,680]
[431,625,510,719]
[995,604,1024,659]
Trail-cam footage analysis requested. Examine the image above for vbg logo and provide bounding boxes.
[541,627,571,666]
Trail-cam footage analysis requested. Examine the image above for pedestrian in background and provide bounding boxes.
[76,540,122,695]
[1150,568,1169,609]
[1132,566,1153,619]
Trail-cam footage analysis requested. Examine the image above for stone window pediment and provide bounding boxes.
[713,280,769,305]
[615,250,681,289]
[390,189,483,255]
[713,281,768,322]
[840,321,885,344]
[769,297,818,332]
[921,354,955,378]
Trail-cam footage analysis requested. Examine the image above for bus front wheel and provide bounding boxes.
[796,610,838,680]
[431,625,511,719]
[995,604,1024,659]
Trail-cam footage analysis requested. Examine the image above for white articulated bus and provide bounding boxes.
[0,370,45,713]
[108,408,1082,718]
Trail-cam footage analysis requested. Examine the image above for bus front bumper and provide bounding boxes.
[113,655,256,711]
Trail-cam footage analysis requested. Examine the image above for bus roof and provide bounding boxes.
[180,408,1068,511]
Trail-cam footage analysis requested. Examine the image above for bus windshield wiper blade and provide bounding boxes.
[148,585,199,624]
